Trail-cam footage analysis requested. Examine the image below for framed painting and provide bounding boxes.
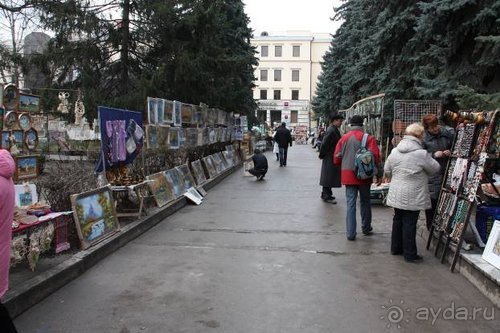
[146,125,158,149]
[482,220,500,269]
[147,97,157,124]
[3,84,19,111]
[156,99,165,124]
[146,172,174,207]
[163,100,173,123]
[185,128,198,147]
[173,100,182,127]
[15,155,38,180]
[192,105,203,125]
[70,186,120,250]
[19,93,41,113]
[14,183,38,207]
[157,125,170,147]
[1,131,10,149]
[0,83,3,107]
[202,155,218,178]
[164,168,186,198]
[169,127,180,149]
[12,130,24,151]
[212,153,225,173]
[18,113,31,131]
[181,103,193,124]
[4,111,17,130]
[190,159,207,185]
[175,164,196,190]
[0,107,4,130]
[222,150,234,168]
[24,128,39,150]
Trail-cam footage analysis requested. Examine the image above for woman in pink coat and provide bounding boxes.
[0,149,17,332]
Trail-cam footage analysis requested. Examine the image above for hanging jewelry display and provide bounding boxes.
[449,158,468,192]
[450,200,471,241]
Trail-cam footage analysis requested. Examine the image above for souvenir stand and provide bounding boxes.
[2,83,74,270]
[392,100,442,146]
[96,106,148,220]
[426,110,499,272]
[339,94,389,203]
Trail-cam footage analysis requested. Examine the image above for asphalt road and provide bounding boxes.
[15,144,498,332]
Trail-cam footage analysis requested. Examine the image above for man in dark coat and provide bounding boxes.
[274,122,292,167]
[319,113,344,202]
[248,149,268,180]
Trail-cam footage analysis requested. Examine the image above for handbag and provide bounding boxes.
[273,142,279,154]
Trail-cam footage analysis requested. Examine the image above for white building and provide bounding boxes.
[251,31,331,130]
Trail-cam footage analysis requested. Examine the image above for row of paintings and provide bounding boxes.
[1,129,39,152]
[146,97,234,127]
[145,125,234,149]
[2,84,42,113]
[147,148,240,207]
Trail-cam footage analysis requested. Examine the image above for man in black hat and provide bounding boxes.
[319,113,344,202]
[333,115,382,240]
[274,122,292,167]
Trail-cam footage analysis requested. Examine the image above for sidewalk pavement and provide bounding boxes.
[10,144,500,332]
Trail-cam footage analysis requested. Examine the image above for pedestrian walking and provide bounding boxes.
[422,114,454,230]
[274,122,292,167]
[272,128,279,161]
[334,115,382,241]
[0,149,18,332]
[319,113,344,203]
[384,123,441,262]
[248,149,268,180]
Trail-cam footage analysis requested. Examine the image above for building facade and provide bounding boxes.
[251,31,331,131]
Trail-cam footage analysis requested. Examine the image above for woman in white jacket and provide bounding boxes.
[384,123,441,263]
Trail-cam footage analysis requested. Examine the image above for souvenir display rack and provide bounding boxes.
[392,100,441,146]
[426,110,499,271]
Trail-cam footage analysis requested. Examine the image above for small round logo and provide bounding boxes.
[380,299,411,329]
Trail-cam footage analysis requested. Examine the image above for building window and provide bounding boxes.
[291,90,299,100]
[293,45,300,57]
[291,70,300,82]
[274,69,281,81]
[275,45,282,57]
[260,90,267,100]
[291,111,298,123]
[257,110,267,123]
[271,110,282,126]
[273,90,281,100]
[261,45,268,57]
[260,69,268,81]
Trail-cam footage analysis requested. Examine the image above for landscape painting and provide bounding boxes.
[19,93,41,113]
[146,172,174,207]
[15,155,38,180]
[176,164,196,190]
[202,155,218,178]
[71,186,120,250]
[164,168,186,198]
[190,160,207,185]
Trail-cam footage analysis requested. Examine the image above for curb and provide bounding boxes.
[4,165,238,318]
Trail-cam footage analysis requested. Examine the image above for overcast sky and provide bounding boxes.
[242,0,343,35]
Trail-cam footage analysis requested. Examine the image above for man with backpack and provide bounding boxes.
[334,115,382,241]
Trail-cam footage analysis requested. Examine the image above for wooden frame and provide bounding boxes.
[24,128,39,150]
[12,130,24,151]
[18,93,41,113]
[181,103,193,124]
[71,186,120,250]
[146,172,174,207]
[18,113,31,131]
[0,83,3,107]
[175,164,196,190]
[3,84,19,110]
[4,111,17,130]
[15,155,39,180]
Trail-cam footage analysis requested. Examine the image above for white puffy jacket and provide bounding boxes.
[384,136,441,211]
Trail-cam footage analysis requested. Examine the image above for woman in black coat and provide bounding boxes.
[319,114,344,202]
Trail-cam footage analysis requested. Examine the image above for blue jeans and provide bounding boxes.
[279,147,288,166]
[345,184,372,239]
